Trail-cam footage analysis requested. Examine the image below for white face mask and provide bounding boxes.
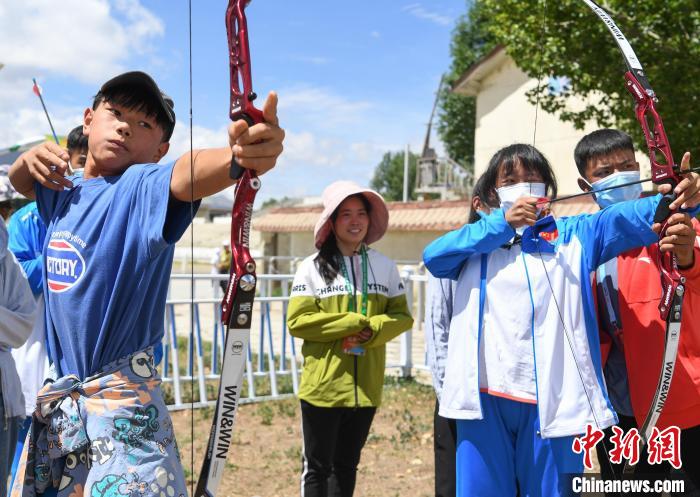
[496,182,546,235]
[496,182,546,212]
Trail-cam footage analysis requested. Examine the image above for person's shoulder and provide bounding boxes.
[12,201,39,220]
[297,253,319,272]
[122,161,169,178]
[366,247,396,266]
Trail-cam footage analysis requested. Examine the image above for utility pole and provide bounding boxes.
[403,144,410,202]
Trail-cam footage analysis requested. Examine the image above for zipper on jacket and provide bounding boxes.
[350,254,359,408]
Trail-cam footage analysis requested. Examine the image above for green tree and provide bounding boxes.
[437,1,496,170]
[370,151,419,201]
[478,0,699,157]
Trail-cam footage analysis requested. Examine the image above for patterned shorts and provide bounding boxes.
[12,348,187,497]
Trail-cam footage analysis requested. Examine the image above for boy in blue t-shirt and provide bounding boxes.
[8,71,284,497]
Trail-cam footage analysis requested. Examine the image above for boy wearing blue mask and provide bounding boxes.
[575,128,700,492]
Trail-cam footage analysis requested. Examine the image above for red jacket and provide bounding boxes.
[599,218,700,430]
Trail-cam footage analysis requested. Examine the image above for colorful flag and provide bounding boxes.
[32,79,42,97]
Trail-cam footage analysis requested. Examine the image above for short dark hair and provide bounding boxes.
[480,143,558,204]
[66,125,88,153]
[92,85,174,142]
[574,129,635,177]
[467,174,498,224]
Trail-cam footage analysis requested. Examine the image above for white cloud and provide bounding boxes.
[0,0,164,84]
[278,85,373,129]
[0,0,165,146]
[164,123,229,162]
[292,55,332,66]
[402,3,452,27]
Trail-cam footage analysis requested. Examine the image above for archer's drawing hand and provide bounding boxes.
[14,141,73,192]
[505,197,540,231]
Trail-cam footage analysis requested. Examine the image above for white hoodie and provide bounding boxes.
[0,217,36,420]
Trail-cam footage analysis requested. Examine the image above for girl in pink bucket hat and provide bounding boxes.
[287,180,413,497]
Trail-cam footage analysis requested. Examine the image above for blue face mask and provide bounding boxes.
[589,171,642,208]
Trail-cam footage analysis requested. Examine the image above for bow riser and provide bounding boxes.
[221,172,260,326]
[227,1,264,125]
[624,72,676,185]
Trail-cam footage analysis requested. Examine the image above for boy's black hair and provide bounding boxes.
[66,125,88,152]
[574,129,635,177]
[92,85,175,142]
[480,143,558,203]
[314,193,373,285]
[467,174,498,224]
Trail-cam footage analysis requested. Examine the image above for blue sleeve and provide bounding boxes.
[7,205,46,295]
[423,209,514,279]
[127,162,200,258]
[568,194,668,272]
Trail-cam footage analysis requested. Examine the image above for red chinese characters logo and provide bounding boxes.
[572,424,682,470]
[608,426,641,466]
[572,425,604,470]
[647,426,682,469]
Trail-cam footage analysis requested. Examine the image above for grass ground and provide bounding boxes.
[170,377,436,497]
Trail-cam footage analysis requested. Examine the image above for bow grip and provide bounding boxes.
[653,191,676,225]
[229,107,265,180]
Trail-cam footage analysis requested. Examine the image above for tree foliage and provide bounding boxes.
[436,1,497,170]
[370,150,419,201]
[476,0,700,156]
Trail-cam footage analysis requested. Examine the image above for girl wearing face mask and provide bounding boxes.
[287,181,413,497]
[422,143,700,497]
[575,128,700,490]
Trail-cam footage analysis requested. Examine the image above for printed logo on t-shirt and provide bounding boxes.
[46,239,86,292]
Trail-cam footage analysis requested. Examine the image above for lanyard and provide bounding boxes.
[338,246,368,316]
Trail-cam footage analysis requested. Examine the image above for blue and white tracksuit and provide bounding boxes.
[423,195,666,496]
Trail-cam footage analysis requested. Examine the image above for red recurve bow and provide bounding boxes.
[581,0,686,473]
[194,1,263,495]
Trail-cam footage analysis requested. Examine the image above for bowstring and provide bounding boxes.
[531,0,620,481]
[188,0,195,494]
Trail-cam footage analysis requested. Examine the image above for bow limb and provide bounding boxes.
[194,2,263,496]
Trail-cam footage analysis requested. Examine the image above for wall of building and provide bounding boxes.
[473,57,601,195]
[266,230,449,266]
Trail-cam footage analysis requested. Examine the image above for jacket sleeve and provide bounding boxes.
[0,252,36,348]
[572,195,665,272]
[424,275,453,390]
[365,264,414,348]
[423,209,514,280]
[286,260,369,342]
[8,208,44,295]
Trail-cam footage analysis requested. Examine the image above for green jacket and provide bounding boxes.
[287,249,413,407]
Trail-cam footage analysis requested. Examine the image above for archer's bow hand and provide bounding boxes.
[654,212,696,268]
[229,91,285,176]
[10,141,74,196]
[661,152,700,210]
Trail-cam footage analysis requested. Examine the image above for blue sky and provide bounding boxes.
[0,0,465,202]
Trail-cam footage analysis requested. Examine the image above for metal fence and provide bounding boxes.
[160,269,429,411]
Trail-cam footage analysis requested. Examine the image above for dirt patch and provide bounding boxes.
[171,377,435,497]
